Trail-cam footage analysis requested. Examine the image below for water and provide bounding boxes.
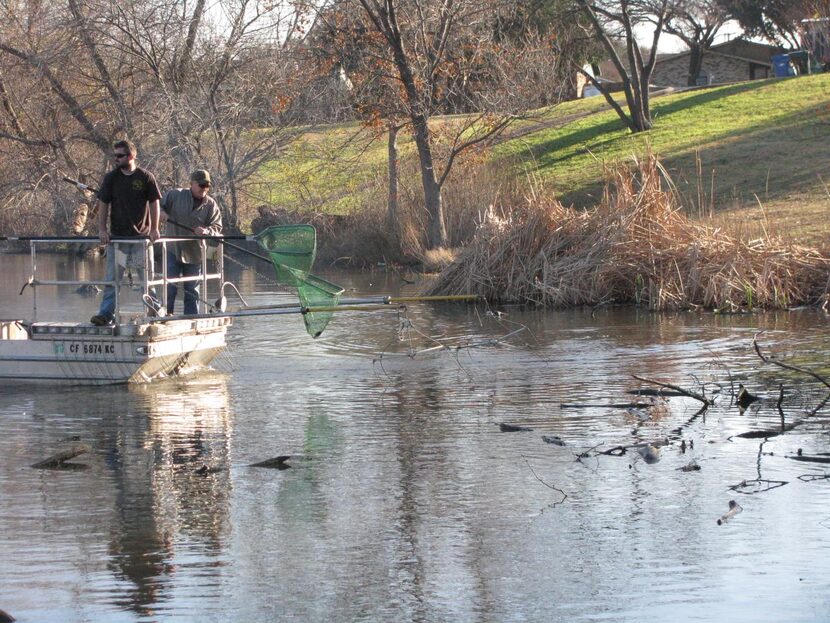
[2,253,830,622]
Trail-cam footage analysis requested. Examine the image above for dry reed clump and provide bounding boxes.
[427,153,830,310]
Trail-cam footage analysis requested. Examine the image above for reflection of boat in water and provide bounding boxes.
[108,379,233,616]
[0,238,232,385]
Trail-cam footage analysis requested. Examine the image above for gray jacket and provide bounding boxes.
[161,188,222,264]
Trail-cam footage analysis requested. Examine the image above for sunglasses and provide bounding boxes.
[198,183,211,189]
[113,152,129,159]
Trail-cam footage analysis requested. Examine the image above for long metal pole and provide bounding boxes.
[149,294,481,323]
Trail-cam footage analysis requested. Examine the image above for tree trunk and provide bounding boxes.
[411,113,447,248]
[687,44,704,86]
[387,122,399,229]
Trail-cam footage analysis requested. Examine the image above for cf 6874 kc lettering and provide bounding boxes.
[67,342,115,355]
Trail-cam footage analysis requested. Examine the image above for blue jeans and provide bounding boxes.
[166,251,201,315]
[98,243,154,320]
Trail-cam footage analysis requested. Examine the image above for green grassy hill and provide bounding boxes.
[498,73,830,244]
[253,73,830,245]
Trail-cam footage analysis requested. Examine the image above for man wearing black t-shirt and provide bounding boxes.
[90,139,162,325]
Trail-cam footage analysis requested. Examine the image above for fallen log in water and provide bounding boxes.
[731,422,799,439]
[251,455,294,469]
[499,423,533,432]
[31,442,90,469]
[787,454,830,464]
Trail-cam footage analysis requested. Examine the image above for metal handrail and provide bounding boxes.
[26,237,225,323]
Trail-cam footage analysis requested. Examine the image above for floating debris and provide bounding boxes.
[541,435,566,446]
[499,423,533,432]
[677,460,701,472]
[194,464,226,475]
[251,455,294,469]
[737,384,760,410]
[787,454,830,464]
[636,444,661,464]
[31,442,91,469]
[626,406,651,421]
[74,284,101,297]
[717,500,743,525]
[729,478,788,494]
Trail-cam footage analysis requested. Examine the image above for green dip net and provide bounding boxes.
[255,225,344,338]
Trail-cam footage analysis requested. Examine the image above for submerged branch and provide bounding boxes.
[631,375,713,405]
[753,337,830,391]
[524,458,568,506]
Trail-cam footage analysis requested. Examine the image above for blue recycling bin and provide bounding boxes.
[772,54,795,77]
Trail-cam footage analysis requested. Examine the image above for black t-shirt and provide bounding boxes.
[98,166,162,236]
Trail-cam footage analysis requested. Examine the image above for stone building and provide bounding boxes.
[651,39,784,88]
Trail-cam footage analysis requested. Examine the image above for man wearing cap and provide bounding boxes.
[160,170,223,316]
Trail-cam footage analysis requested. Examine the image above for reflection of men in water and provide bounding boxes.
[160,169,222,316]
[91,139,162,326]
[105,381,232,617]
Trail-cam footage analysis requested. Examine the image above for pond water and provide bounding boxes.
[2,252,830,622]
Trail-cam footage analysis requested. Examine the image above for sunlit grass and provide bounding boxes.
[242,73,830,245]
[497,74,830,224]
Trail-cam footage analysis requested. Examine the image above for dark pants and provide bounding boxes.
[166,251,201,315]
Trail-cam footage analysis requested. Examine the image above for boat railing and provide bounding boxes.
[24,237,224,323]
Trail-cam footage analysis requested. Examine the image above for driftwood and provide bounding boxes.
[31,442,90,469]
[541,435,566,446]
[631,375,713,405]
[717,500,742,525]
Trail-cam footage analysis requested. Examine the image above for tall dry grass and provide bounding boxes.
[428,153,830,310]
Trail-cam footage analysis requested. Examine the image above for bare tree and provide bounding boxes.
[326,0,557,249]
[92,0,324,230]
[0,0,326,233]
[662,0,730,86]
[574,0,669,132]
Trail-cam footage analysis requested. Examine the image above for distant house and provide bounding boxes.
[651,39,785,88]
[801,18,830,69]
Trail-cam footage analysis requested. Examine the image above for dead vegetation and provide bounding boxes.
[427,153,830,311]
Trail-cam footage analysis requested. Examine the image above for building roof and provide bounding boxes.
[655,38,786,67]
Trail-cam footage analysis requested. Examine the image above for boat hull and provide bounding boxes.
[0,317,231,385]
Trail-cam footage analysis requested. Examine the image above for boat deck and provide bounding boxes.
[0,316,231,385]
